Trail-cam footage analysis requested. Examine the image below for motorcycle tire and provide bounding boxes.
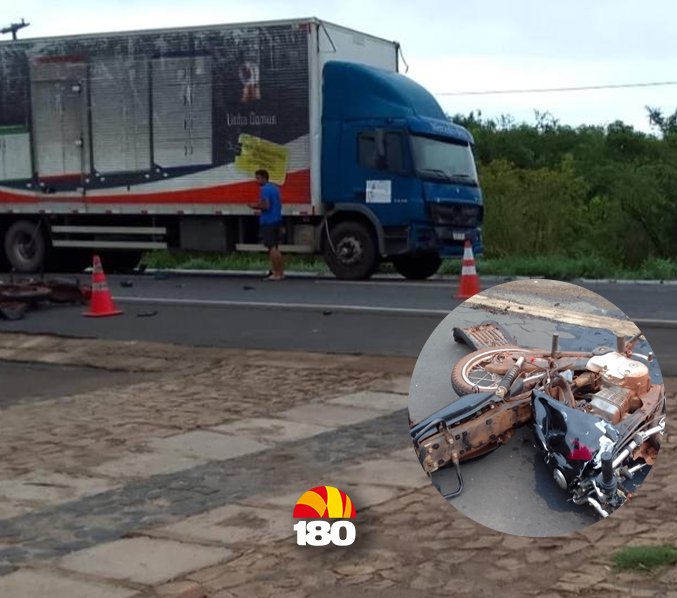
[451,345,544,396]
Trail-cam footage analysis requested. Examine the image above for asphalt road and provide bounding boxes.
[1,272,676,374]
[33,272,677,319]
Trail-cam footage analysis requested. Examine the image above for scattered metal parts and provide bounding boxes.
[43,278,90,303]
[0,283,51,303]
[0,277,91,318]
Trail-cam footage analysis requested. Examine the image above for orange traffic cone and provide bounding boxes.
[83,255,123,317]
[456,240,481,299]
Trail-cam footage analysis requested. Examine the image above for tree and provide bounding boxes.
[647,106,677,136]
[452,109,677,265]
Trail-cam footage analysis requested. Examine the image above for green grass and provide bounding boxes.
[141,250,325,273]
[139,250,677,280]
[612,545,677,573]
[458,254,617,280]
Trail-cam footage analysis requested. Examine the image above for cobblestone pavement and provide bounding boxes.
[177,379,677,598]
[0,332,675,597]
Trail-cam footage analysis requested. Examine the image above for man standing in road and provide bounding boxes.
[249,169,285,280]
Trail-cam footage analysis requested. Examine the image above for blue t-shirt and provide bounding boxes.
[259,182,282,225]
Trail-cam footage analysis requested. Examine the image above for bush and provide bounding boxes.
[631,257,677,280]
[480,159,590,259]
[461,110,677,270]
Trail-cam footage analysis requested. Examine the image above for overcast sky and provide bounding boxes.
[5,1,676,132]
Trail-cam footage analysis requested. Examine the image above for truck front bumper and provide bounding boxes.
[411,224,483,258]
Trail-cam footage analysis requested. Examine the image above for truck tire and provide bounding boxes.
[4,220,46,273]
[324,221,378,280]
[392,251,442,280]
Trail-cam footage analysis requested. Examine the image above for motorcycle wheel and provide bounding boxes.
[451,346,544,396]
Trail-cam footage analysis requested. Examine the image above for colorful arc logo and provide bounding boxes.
[293,485,356,519]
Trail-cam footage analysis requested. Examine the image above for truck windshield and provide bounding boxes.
[410,135,479,185]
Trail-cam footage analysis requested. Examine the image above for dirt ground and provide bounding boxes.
[0,332,675,597]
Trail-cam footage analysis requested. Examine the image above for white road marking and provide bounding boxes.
[117,296,451,316]
[115,296,677,327]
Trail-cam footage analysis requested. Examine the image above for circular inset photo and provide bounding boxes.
[408,280,666,537]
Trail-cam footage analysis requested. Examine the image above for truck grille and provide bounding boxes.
[429,204,481,228]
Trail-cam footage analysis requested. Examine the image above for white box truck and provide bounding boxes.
[0,18,483,279]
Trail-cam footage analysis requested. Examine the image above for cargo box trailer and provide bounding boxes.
[0,17,483,279]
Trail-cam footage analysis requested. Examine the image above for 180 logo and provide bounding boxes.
[292,485,356,547]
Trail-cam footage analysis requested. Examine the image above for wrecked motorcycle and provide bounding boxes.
[410,323,666,518]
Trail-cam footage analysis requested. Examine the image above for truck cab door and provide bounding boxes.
[341,126,418,227]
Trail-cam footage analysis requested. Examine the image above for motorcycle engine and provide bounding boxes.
[585,352,650,424]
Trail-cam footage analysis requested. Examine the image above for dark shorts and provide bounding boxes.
[260,223,282,249]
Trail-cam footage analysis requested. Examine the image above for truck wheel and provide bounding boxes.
[3,220,46,273]
[324,221,378,280]
[392,251,442,280]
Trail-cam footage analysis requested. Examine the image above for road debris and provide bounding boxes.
[0,278,90,320]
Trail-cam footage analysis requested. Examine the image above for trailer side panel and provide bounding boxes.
[0,23,311,214]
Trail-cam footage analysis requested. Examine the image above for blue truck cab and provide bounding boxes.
[321,61,483,280]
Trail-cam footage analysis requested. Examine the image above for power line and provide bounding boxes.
[436,80,677,96]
